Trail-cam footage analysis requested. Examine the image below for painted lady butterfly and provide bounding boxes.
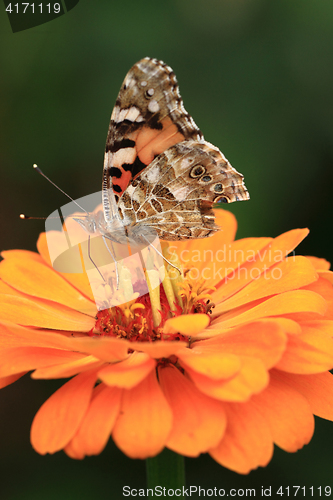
[76,57,249,245]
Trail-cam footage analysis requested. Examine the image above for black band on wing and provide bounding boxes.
[106,138,136,153]
[122,156,147,178]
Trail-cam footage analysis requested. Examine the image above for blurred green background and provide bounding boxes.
[1,0,333,498]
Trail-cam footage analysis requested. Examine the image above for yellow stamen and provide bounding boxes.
[145,251,162,328]
[162,244,184,307]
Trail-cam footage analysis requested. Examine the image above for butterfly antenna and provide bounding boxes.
[19,214,83,220]
[33,164,88,214]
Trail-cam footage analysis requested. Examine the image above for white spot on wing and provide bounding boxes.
[111,105,120,121]
[144,164,161,184]
[116,106,143,123]
[112,148,136,168]
[148,100,160,113]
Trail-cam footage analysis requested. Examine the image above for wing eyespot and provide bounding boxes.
[214,183,223,193]
[214,196,228,203]
[190,165,206,178]
[201,175,212,183]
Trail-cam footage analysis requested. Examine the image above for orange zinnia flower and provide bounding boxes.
[1,209,333,474]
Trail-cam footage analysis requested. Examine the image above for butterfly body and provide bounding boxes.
[79,57,249,244]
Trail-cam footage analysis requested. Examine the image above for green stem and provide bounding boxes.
[146,449,185,491]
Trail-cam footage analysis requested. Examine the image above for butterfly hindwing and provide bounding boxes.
[104,57,203,201]
[118,140,250,241]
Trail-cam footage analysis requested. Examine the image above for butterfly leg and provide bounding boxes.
[102,235,120,289]
[88,235,106,282]
[141,235,181,275]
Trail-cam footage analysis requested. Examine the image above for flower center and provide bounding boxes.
[91,247,214,342]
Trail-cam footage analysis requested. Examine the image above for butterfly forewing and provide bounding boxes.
[104,57,203,200]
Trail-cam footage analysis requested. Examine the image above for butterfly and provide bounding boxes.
[76,57,249,246]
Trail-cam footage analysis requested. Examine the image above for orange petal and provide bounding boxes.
[0,321,87,350]
[199,320,287,369]
[98,352,156,388]
[305,256,331,271]
[0,346,86,377]
[1,249,44,264]
[177,349,241,380]
[198,316,301,340]
[64,384,122,459]
[187,357,269,402]
[298,320,333,336]
[0,256,95,316]
[69,337,129,362]
[319,271,333,285]
[0,372,26,389]
[0,321,130,361]
[129,340,187,359]
[251,374,314,452]
[212,290,327,329]
[213,228,309,304]
[170,236,272,288]
[158,365,227,456]
[112,370,172,458]
[275,370,333,421]
[209,401,273,474]
[219,256,318,312]
[302,277,333,320]
[37,232,95,301]
[164,314,209,336]
[0,294,95,331]
[32,355,104,379]
[275,324,333,373]
[31,369,98,454]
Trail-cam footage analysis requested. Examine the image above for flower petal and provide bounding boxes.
[31,369,98,454]
[218,256,318,312]
[212,290,327,329]
[164,314,209,336]
[209,401,273,474]
[158,365,227,456]
[112,370,172,458]
[177,349,241,380]
[0,372,26,389]
[0,294,95,331]
[0,256,96,316]
[1,249,44,264]
[0,321,130,361]
[69,337,129,362]
[172,236,272,287]
[199,320,287,369]
[32,355,104,379]
[319,271,333,285]
[305,256,331,271]
[213,228,309,304]
[129,340,188,359]
[251,374,314,452]
[98,352,156,388]
[275,324,333,374]
[64,384,122,459]
[37,233,95,301]
[187,357,269,402]
[302,277,333,319]
[0,346,86,377]
[275,370,333,421]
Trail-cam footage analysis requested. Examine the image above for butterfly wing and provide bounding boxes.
[118,140,250,241]
[104,57,203,202]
